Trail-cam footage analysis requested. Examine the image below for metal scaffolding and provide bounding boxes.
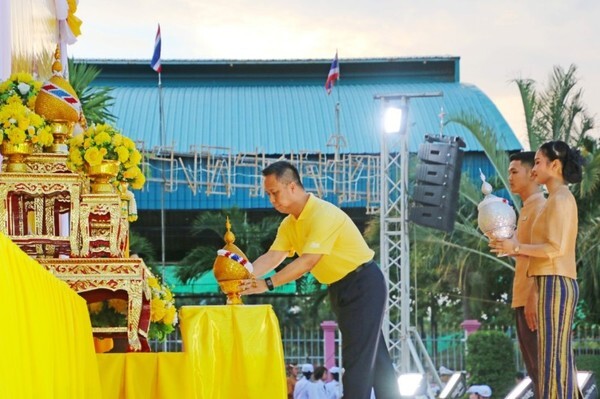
[374,92,443,392]
[138,141,382,211]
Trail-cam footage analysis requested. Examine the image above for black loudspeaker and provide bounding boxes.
[409,135,465,233]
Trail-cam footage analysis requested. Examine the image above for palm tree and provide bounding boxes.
[176,208,282,284]
[68,59,116,125]
[514,64,595,150]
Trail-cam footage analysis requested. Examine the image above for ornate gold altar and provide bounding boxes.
[0,55,153,351]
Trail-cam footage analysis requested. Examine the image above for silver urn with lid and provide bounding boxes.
[477,171,516,240]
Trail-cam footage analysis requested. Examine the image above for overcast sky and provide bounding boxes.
[70,0,600,148]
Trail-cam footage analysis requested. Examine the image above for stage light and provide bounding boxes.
[577,371,598,399]
[439,372,466,399]
[383,106,403,134]
[504,376,534,399]
[398,373,426,397]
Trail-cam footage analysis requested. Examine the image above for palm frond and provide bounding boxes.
[513,78,542,150]
[449,113,517,207]
[68,59,116,125]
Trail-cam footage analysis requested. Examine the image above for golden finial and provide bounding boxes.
[51,45,63,76]
[224,216,235,245]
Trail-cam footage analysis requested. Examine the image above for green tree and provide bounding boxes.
[466,330,515,397]
[176,207,282,284]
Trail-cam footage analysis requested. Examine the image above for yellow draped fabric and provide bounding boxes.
[180,305,287,399]
[0,233,101,399]
[97,353,194,399]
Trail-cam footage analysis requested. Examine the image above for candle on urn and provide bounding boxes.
[213,217,254,305]
[477,170,516,256]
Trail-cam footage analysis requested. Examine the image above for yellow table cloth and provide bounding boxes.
[97,353,194,399]
[180,305,287,399]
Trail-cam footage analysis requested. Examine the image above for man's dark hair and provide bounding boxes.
[509,151,535,168]
[262,160,304,189]
[313,366,327,380]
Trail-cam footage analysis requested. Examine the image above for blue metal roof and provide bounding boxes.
[86,57,521,156]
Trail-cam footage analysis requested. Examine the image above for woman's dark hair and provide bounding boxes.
[538,140,585,184]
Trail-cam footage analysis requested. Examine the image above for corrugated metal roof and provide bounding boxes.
[87,58,521,156]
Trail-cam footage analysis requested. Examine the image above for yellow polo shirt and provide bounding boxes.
[270,194,374,284]
[512,192,546,308]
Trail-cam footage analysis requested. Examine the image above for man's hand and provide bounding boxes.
[240,277,268,295]
[525,289,538,331]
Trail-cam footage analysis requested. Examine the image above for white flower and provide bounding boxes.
[17,82,31,95]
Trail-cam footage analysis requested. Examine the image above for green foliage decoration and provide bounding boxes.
[466,330,515,398]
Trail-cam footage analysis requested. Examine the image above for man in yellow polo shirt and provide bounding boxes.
[241,161,399,399]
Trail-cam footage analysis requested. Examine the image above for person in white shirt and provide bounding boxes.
[306,366,328,399]
[325,367,343,399]
[294,364,314,399]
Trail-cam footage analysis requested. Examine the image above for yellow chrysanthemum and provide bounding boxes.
[123,137,135,150]
[123,165,141,179]
[150,298,167,322]
[163,306,176,325]
[131,173,146,190]
[112,133,123,146]
[88,302,104,314]
[84,146,104,166]
[94,131,112,145]
[116,146,130,163]
[148,277,160,290]
[69,148,83,166]
[129,149,142,165]
[70,132,84,147]
[108,299,128,315]
[7,128,26,144]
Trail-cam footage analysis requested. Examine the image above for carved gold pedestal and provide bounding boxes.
[0,170,81,257]
[80,193,122,257]
[1,141,33,173]
[86,160,119,194]
[40,258,152,351]
[46,121,74,153]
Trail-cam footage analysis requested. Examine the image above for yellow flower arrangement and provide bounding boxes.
[0,72,42,110]
[66,123,146,190]
[0,102,53,147]
[147,275,178,341]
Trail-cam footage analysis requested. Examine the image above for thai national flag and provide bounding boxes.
[325,51,340,94]
[150,24,162,73]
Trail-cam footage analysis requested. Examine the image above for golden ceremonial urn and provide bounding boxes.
[477,171,516,249]
[213,218,253,305]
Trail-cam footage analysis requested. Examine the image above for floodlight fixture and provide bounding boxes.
[504,376,534,399]
[577,371,598,399]
[398,373,426,397]
[439,372,466,399]
[383,106,403,135]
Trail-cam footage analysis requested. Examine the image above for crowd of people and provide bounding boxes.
[287,363,343,399]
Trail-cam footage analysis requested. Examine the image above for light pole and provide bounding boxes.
[374,92,443,378]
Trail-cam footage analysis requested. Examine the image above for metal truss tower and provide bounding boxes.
[374,92,443,380]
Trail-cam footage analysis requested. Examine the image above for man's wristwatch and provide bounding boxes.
[264,277,275,291]
[514,245,521,254]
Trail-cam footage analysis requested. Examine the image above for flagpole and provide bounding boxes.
[158,70,166,284]
[333,51,341,197]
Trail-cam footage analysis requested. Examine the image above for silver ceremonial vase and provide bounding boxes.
[477,171,516,240]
